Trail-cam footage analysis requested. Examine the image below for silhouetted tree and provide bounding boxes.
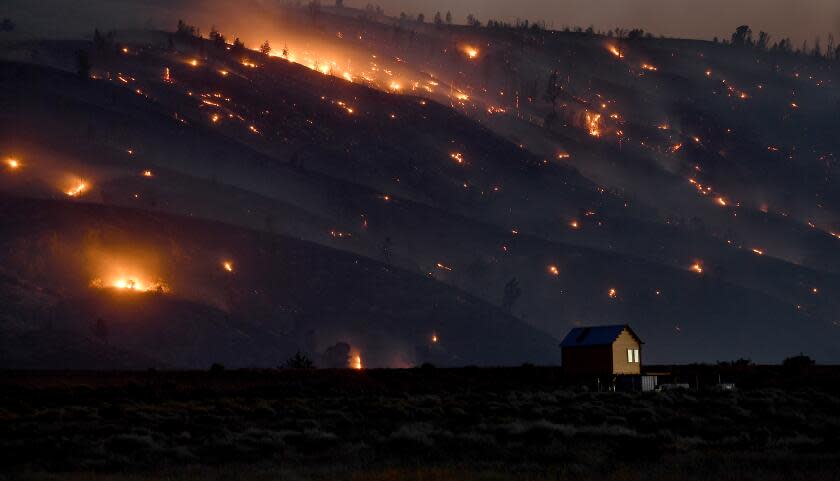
[434,11,442,26]
[284,351,315,368]
[502,278,522,312]
[231,37,245,55]
[176,19,197,37]
[416,13,425,23]
[209,26,226,49]
[812,36,822,58]
[260,40,272,55]
[756,31,771,50]
[783,353,815,369]
[730,25,752,47]
[445,11,452,24]
[627,28,644,40]
[466,14,480,27]
[322,342,351,368]
[75,50,91,78]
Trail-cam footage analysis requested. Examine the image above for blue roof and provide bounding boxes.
[559,325,641,347]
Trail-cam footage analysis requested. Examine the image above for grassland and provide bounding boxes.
[2,367,839,481]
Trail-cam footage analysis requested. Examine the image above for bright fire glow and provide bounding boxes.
[607,45,624,58]
[223,261,234,272]
[431,333,438,343]
[450,152,464,164]
[65,181,88,197]
[350,353,363,370]
[188,59,199,67]
[6,158,20,170]
[608,288,617,298]
[463,46,479,59]
[548,265,560,276]
[690,262,703,274]
[142,170,153,177]
[585,111,602,137]
[91,277,169,293]
[641,63,658,71]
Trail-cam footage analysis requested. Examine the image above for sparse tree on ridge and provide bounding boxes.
[502,278,522,312]
[730,25,752,46]
[445,10,452,24]
[434,11,442,26]
[260,40,272,55]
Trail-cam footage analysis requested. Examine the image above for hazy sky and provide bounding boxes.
[373,0,840,43]
[2,0,838,44]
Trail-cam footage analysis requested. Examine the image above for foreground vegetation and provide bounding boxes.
[1,367,839,480]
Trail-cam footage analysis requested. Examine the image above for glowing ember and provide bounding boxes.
[716,197,727,207]
[790,102,799,109]
[142,170,153,177]
[463,46,479,59]
[211,113,220,123]
[6,158,20,170]
[607,45,624,58]
[752,248,764,255]
[569,220,579,229]
[222,261,234,272]
[431,333,439,343]
[608,288,617,298]
[557,152,571,159]
[436,262,453,272]
[690,262,704,274]
[548,265,560,276]
[350,353,363,370]
[450,152,465,164]
[65,181,88,197]
[188,59,199,67]
[641,63,658,71]
[219,70,229,76]
[388,81,402,92]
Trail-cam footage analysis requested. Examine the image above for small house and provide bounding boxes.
[560,325,642,376]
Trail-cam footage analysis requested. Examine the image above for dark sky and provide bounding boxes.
[1,0,837,44]
[375,0,839,44]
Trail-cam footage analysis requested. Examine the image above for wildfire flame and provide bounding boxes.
[607,45,624,58]
[463,46,479,59]
[690,262,704,274]
[6,158,20,170]
[91,277,169,293]
[223,261,234,272]
[350,353,363,370]
[585,111,602,137]
[65,181,88,197]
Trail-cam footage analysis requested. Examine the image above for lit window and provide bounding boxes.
[627,349,633,363]
[633,349,640,363]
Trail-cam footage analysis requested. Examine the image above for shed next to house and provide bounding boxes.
[560,325,643,376]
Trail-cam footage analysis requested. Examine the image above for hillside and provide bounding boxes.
[1,2,839,364]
